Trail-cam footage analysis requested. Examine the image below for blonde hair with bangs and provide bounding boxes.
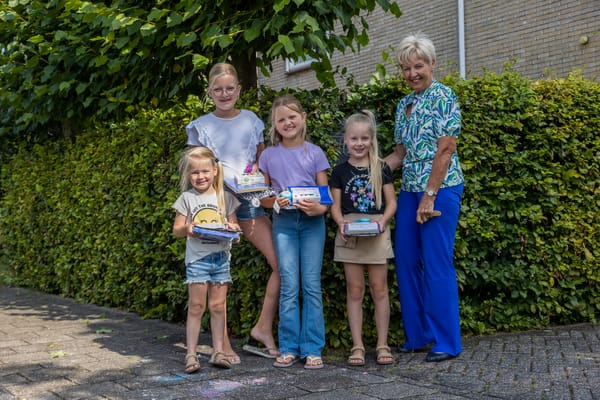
[178,146,227,223]
[268,94,307,146]
[344,110,385,210]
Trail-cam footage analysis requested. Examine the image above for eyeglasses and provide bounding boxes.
[211,86,238,96]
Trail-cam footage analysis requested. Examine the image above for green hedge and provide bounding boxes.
[1,69,598,349]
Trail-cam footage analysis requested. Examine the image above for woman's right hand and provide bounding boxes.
[416,196,440,224]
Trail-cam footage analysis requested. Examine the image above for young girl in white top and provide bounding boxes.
[186,63,280,359]
[172,146,241,373]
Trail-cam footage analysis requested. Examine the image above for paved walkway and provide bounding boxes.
[0,286,598,400]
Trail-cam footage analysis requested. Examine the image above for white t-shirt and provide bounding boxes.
[172,190,240,265]
[186,110,265,182]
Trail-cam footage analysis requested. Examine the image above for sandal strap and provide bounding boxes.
[279,353,297,361]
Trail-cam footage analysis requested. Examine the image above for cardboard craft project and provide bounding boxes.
[344,218,381,236]
[224,175,268,194]
[280,186,333,206]
[224,175,276,207]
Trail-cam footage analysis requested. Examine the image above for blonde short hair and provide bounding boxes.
[396,32,436,66]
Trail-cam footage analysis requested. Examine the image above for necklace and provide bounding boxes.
[348,160,368,169]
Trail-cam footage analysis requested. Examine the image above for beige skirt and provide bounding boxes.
[333,214,394,264]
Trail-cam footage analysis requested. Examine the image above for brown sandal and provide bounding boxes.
[376,345,394,365]
[209,351,232,369]
[347,346,366,366]
[184,354,200,373]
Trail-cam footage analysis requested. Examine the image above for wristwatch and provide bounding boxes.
[425,188,437,197]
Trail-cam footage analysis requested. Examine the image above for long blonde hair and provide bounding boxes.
[345,110,385,210]
[178,146,227,222]
[268,94,307,146]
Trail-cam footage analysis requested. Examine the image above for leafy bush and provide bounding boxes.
[1,69,598,349]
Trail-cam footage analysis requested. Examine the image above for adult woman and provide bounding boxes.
[186,63,280,360]
[384,33,464,362]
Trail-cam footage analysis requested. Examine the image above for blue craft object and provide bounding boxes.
[192,226,240,241]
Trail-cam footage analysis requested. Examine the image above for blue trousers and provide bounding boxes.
[394,184,463,355]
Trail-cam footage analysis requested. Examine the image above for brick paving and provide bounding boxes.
[1,286,599,399]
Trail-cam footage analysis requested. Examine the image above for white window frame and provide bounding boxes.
[285,56,316,74]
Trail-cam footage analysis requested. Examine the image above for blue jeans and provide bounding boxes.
[272,209,326,358]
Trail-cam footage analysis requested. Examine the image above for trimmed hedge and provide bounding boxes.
[1,69,598,349]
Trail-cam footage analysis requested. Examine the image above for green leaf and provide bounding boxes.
[92,55,108,67]
[274,0,292,13]
[167,12,183,28]
[243,19,263,42]
[216,34,233,49]
[76,83,88,95]
[29,35,45,44]
[140,23,156,37]
[59,82,71,92]
[191,53,209,69]
[115,36,129,49]
[147,8,164,21]
[53,31,69,41]
[278,34,294,54]
[107,59,122,74]
[177,32,197,48]
[389,2,402,17]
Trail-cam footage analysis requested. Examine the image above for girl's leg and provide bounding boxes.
[239,215,280,353]
[344,263,366,349]
[367,263,390,348]
[186,283,208,355]
[207,283,229,354]
[299,214,326,358]
[222,307,239,363]
[272,211,301,356]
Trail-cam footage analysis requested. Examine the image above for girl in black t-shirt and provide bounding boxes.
[330,110,397,366]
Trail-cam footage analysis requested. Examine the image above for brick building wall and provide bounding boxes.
[257,0,599,90]
[464,0,598,79]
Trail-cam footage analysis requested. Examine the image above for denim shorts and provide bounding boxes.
[235,195,266,221]
[186,251,232,285]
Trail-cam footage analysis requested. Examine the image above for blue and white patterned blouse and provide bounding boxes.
[394,80,464,192]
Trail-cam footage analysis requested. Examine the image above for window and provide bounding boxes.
[285,56,316,74]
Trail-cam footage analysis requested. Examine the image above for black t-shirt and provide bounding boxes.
[330,161,393,215]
